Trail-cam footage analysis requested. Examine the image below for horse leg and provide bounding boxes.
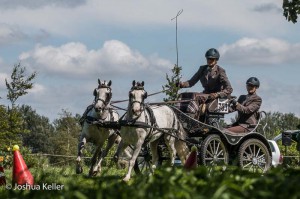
[89,145,102,176]
[114,140,129,169]
[174,126,189,164]
[149,139,159,167]
[76,137,86,174]
[164,135,176,166]
[94,133,118,174]
[123,138,144,182]
[175,138,189,164]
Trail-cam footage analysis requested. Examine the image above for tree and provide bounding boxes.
[283,0,300,23]
[162,64,182,102]
[49,109,81,164]
[20,105,54,153]
[0,105,11,146]
[3,63,37,146]
[259,112,300,139]
[5,63,36,107]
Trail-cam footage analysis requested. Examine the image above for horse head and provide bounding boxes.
[93,79,112,115]
[128,80,148,117]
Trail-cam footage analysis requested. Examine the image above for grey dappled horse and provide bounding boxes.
[115,81,189,182]
[76,79,120,176]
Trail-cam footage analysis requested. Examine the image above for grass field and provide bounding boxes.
[1,162,300,199]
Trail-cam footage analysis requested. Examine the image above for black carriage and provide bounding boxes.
[136,92,272,173]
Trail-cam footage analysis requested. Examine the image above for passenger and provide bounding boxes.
[178,48,233,101]
[226,77,262,133]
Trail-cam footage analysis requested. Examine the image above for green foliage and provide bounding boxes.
[2,106,27,146]
[258,112,300,139]
[278,141,300,168]
[5,63,36,107]
[162,64,182,102]
[20,146,47,168]
[283,0,300,23]
[0,146,12,168]
[49,109,81,165]
[0,105,12,145]
[2,166,300,198]
[20,105,54,154]
[1,63,37,147]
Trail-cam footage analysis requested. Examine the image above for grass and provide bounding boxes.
[1,162,300,199]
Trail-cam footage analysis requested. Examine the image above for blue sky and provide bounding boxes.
[0,0,300,123]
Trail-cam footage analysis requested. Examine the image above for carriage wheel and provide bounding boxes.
[134,145,153,175]
[200,134,229,166]
[238,138,271,173]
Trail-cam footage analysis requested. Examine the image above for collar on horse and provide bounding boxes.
[122,104,157,143]
[79,105,115,127]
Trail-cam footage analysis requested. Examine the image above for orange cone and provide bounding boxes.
[12,145,34,185]
[184,145,198,170]
[0,166,6,185]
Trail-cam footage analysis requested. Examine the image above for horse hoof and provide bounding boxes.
[88,170,98,177]
[122,176,130,182]
[76,166,83,174]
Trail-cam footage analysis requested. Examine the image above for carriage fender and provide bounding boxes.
[218,132,272,154]
[239,133,272,154]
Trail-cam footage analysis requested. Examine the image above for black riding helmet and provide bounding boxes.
[246,77,260,88]
[205,48,220,60]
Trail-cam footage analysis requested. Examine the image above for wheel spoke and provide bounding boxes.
[255,147,261,158]
[209,143,215,155]
[201,135,228,166]
[242,161,252,169]
[239,139,271,173]
[216,149,224,157]
[206,150,214,158]
[248,145,253,156]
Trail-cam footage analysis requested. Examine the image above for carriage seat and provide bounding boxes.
[224,111,266,134]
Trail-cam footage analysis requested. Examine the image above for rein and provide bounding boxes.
[147,99,195,105]
[111,88,171,104]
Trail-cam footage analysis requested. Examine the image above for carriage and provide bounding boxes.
[134,91,272,174]
[77,79,272,181]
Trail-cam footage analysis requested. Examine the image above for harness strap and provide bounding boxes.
[79,104,94,126]
[143,106,157,143]
[120,121,192,144]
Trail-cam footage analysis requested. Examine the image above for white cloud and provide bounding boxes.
[260,83,300,117]
[0,23,27,45]
[0,0,290,40]
[0,72,9,89]
[219,37,300,66]
[19,40,172,78]
[29,83,45,94]
[0,0,86,9]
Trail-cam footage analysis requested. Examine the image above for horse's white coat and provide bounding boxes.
[76,79,120,176]
[116,81,189,182]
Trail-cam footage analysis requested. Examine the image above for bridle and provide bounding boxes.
[128,86,148,118]
[93,85,112,115]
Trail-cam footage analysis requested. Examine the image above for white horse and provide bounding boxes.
[115,81,189,182]
[76,79,120,176]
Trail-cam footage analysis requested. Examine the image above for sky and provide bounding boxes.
[0,0,300,123]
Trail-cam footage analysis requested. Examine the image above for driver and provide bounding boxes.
[178,48,233,101]
[226,77,262,133]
